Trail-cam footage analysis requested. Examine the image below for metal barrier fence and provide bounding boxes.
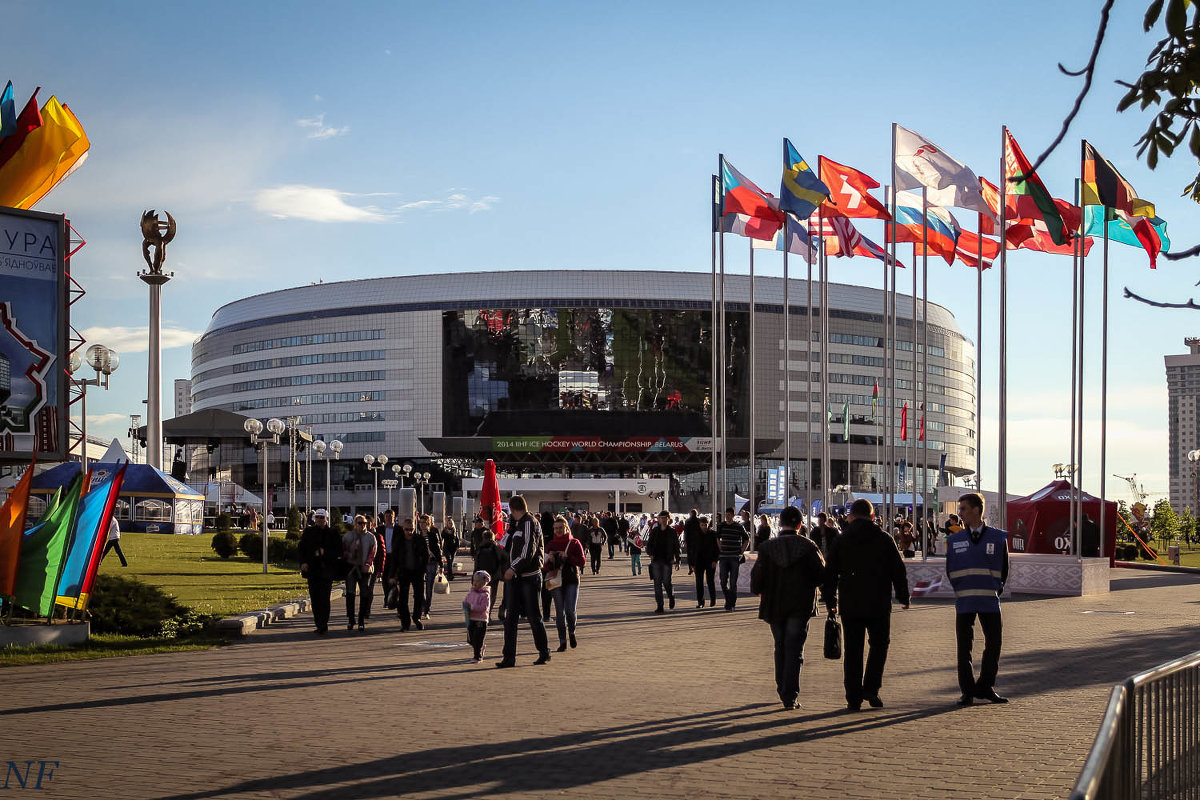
[1070,648,1200,799]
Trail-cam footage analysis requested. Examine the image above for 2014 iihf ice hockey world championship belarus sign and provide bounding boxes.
[0,207,68,461]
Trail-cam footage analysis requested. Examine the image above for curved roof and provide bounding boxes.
[201,269,963,340]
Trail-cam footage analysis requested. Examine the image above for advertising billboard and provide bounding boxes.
[0,207,68,461]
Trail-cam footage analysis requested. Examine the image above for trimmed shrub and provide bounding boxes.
[215,512,233,532]
[211,530,238,559]
[238,531,263,559]
[89,574,213,638]
[269,537,300,564]
[287,505,303,534]
[285,530,301,541]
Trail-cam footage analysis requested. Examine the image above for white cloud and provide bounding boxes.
[399,192,500,213]
[80,325,201,353]
[313,94,323,101]
[295,113,350,139]
[84,413,128,426]
[254,185,390,223]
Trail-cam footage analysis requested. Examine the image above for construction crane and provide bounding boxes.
[1114,474,1148,505]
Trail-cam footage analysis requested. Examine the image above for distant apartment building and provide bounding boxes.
[174,379,193,418]
[1166,338,1200,513]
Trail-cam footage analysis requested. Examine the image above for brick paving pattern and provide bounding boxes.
[3,560,1200,799]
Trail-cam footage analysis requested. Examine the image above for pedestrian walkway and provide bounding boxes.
[3,558,1199,799]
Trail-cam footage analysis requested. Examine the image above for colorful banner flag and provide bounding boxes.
[0,456,35,597]
[1083,206,1169,268]
[13,474,82,617]
[0,81,15,138]
[721,211,782,242]
[721,156,784,236]
[900,403,909,441]
[1082,140,1155,218]
[0,96,89,209]
[780,139,829,219]
[818,218,905,267]
[919,405,925,442]
[0,88,42,168]
[78,465,127,606]
[819,156,890,219]
[889,202,961,264]
[894,125,991,214]
[1005,129,1071,246]
[55,465,125,609]
[871,380,879,419]
[751,215,816,261]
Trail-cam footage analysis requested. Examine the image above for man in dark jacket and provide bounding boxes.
[822,499,909,711]
[601,512,619,559]
[692,516,720,608]
[683,510,702,574]
[298,509,343,635]
[647,510,682,613]
[717,509,751,611]
[392,518,431,631]
[496,495,551,667]
[750,506,825,710]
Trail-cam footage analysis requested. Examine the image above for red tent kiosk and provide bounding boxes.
[1005,480,1117,562]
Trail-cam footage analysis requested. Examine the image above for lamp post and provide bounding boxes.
[311,438,343,513]
[381,478,398,511]
[245,417,285,574]
[413,470,432,515]
[303,424,314,512]
[68,344,120,468]
[401,462,413,489]
[364,454,388,516]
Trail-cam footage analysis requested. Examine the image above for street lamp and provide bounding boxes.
[245,416,285,575]
[413,470,432,515]
[381,478,398,510]
[401,462,413,488]
[364,454,388,517]
[311,438,342,514]
[68,344,120,468]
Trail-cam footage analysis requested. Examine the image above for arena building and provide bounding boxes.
[189,269,977,515]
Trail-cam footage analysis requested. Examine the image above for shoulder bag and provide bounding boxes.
[824,611,842,660]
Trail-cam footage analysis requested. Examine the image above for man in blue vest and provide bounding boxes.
[946,492,1009,706]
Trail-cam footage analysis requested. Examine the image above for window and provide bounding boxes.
[232,329,386,355]
[135,499,172,522]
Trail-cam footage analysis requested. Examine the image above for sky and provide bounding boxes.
[5,0,1196,504]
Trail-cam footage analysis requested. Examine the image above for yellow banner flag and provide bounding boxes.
[0,96,89,209]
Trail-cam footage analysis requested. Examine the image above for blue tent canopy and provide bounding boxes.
[31,462,204,535]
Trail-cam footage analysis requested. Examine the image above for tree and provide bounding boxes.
[1181,505,1196,547]
[1117,500,1133,542]
[1150,498,1179,546]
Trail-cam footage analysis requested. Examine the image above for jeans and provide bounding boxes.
[541,584,552,621]
[551,582,579,645]
[770,614,811,705]
[306,575,332,632]
[694,562,716,605]
[467,620,488,659]
[956,611,1003,695]
[630,553,642,575]
[101,540,128,567]
[502,574,550,661]
[365,570,380,618]
[424,561,441,614]
[589,545,603,574]
[719,558,741,609]
[396,569,425,628]
[344,570,372,625]
[842,615,891,704]
[608,539,616,559]
[649,560,674,608]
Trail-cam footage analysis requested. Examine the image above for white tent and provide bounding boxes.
[188,480,262,508]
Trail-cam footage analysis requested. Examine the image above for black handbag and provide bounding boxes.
[384,585,399,609]
[824,613,842,660]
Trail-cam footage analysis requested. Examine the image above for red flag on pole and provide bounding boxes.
[479,458,505,545]
[919,405,925,442]
[901,403,909,442]
[0,454,36,597]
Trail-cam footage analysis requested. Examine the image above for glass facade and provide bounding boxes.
[442,307,748,437]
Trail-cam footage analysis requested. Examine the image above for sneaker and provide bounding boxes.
[423,612,430,620]
[358,623,365,632]
[495,660,515,669]
[556,643,567,652]
[696,602,705,609]
[865,695,884,708]
[414,620,424,630]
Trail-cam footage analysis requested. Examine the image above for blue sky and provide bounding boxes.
[7,0,1194,500]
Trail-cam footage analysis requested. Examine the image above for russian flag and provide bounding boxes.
[889,202,961,265]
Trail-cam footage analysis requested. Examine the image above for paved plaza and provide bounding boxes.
[4,560,1200,799]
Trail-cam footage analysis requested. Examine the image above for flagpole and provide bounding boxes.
[783,211,792,513]
[806,218,814,524]
[879,197,889,515]
[1069,179,1081,551]
[819,207,830,515]
[749,238,757,521]
[921,188,929,560]
[889,124,899,524]
[916,192,924,538]
[998,126,1009,527]
[718,158,728,514]
[711,175,720,521]
[1076,141,1088,555]
[1100,202,1109,557]
[976,211,984,488]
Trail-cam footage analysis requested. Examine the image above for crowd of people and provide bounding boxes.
[296,493,1010,711]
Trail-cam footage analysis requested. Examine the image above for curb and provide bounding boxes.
[217,585,345,639]
[1115,561,1200,576]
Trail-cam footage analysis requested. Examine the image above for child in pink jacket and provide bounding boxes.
[463,570,492,663]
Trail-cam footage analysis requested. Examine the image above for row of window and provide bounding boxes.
[295,411,387,424]
[231,390,386,411]
[194,370,387,402]
[231,329,386,355]
[233,349,388,374]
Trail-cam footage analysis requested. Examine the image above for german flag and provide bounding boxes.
[1082,141,1155,218]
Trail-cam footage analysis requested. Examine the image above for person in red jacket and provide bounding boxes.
[544,515,587,652]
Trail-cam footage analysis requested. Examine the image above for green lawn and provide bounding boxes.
[97,531,311,618]
[0,633,225,667]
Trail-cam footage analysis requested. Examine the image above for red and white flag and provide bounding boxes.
[911,577,943,597]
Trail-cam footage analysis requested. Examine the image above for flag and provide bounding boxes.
[78,465,128,606]
[0,82,15,138]
[21,102,89,209]
[751,216,816,261]
[1007,221,1094,256]
[817,217,905,267]
[843,400,850,441]
[894,125,991,214]
[951,229,1000,269]
[723,211,788,242]
[13,475,82,617]
[55,466,125,609]
[911,576,943,597]
[0,96,89,209]
[1005,129,1071,246]
[819,157,890,219]
[1083,206,1169,268]
[780,139,829,219]
[871,380,879,419]
[0,88,42,168]
[919,404,925,442]
[721,156,784,236]
[889,200,961,264]
[829,215,865,256]
[1082,141,1155,218]
[901,402,908,441]
[0,456,35,597]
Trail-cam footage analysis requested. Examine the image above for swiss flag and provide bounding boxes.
[819,156,890,220]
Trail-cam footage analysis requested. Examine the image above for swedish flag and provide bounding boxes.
[780,138,830,219]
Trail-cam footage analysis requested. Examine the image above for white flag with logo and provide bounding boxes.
[894,125,991,215]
